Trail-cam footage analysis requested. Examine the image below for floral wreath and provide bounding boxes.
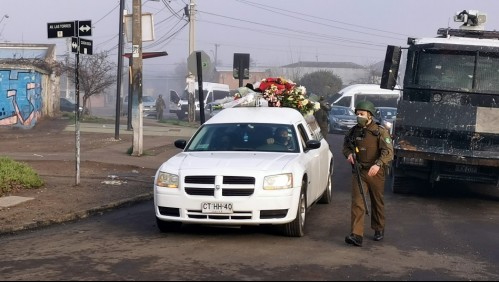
[254,77,318,116]
[214,77,319,116]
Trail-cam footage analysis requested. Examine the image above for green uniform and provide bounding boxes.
[342,121,394,237]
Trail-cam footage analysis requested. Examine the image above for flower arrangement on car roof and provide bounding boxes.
[213,77,319,116]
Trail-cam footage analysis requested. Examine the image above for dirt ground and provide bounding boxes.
[0,117,160,234]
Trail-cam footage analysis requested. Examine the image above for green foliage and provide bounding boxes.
[159,118,200,128]
[298,70,343,100]
[0,157,44,196]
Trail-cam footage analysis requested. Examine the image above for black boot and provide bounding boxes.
[374,230,384,241]
[345,233,363,247]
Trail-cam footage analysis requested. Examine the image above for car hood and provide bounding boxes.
[159,151,297,173]
[332,114,356,120]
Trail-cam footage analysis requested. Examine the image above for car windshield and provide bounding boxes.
[143,96,155,103]
[331,107,355,116]
[185,123,299,153]
[379,108,397,119]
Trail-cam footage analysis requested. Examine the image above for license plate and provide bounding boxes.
[455,165,478,174]
[201,202,233,214]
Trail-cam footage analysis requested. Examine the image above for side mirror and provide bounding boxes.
[381,45,401,90]
[174,140,187,149]
[305,140,321,150]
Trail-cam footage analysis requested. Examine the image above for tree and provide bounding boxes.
[298,70,343,101]
[63,51,116,115]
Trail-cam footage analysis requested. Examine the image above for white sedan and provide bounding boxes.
[154,107,334,237]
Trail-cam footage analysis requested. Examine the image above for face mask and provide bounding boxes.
[357,116,369,127]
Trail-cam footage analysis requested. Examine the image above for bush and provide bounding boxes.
[0,157,44,196]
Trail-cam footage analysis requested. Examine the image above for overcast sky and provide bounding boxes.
[2,0,499,82]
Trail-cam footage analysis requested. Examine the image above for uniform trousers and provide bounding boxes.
[350,167,385,237]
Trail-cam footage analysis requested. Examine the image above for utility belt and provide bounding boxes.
[358,162,374,169]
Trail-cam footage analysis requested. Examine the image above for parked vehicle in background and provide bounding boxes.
[331,84,400,113]
[59,97,82,114]
[328,105,357,133]
[154,107,334,237]
[375,107,397,136]
[380,9,499,194]
[122,95,156,117]
[170,82,231,120]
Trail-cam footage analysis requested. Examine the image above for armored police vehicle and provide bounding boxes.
[380,10,499,193]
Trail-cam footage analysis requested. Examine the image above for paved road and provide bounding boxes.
[1,134,498,280]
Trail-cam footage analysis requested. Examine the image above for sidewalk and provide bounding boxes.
[0,120,199,235]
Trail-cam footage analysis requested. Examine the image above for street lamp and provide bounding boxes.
[0,14,9,25]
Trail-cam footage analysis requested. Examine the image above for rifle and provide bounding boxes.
[352,147,370,215]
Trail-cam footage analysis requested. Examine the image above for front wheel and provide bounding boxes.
[282,180,307,237]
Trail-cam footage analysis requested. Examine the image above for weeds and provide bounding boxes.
[0,157,44,196]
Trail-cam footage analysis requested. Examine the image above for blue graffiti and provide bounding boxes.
[0,70,42,128]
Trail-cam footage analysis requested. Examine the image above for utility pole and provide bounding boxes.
[131,0,144,156]
[187,0,196,123]
[66,38,70,99]
[115,0,125,140]
[214,43,219,68]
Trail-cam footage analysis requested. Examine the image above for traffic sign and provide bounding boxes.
[47,21,75,38]
[77,20,92,37]
[79,38,93,55]
[187,51,211,77]
[71,37,79,53]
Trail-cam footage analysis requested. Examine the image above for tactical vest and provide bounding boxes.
[351,124,381,167]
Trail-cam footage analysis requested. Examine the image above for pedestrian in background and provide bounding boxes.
[155,94,166,121]
[314,96,331,138]
[342,100,394,247]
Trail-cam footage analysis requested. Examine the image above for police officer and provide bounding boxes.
[342,100,394,247]
[314,96,331,139]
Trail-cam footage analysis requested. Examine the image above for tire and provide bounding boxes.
[282,180,307,237]
[156,217,182,233]
[319,161,333,204]
[388,165,416,194]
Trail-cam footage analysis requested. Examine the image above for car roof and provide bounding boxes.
[205,107,306,125]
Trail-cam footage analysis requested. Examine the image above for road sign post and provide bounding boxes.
[48,19,93,186]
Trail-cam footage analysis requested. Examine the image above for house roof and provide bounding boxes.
[282,61,365,69]
[0,43,56,60]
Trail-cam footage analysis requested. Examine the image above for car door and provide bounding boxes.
[169,90,180,113]
[296,122,323,205]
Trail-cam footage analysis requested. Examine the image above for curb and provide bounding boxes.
[0,192,153,236]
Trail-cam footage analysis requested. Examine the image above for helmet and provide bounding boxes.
[355,100,376,116]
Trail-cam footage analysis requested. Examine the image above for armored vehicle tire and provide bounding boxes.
[282,180,307,237]
[387,166,412,194]
[387,166,430,194]
[156,217,182,233]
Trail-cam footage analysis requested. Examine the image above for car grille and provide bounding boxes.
[184,175,256,197]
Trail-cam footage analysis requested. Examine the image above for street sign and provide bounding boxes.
[233,53,250,79]
[79,38,93,55]
[187,51,211,76]
[77,20,92,37]
[71,37,79,53]
[47,21,75,38]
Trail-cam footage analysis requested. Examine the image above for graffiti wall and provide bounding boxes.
[0,69,42,128]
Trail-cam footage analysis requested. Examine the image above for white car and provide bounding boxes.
[154,107,334,237]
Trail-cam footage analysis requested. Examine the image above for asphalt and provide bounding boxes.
[0,119,199,234]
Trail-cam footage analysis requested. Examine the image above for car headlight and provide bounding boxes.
[156,171,179,188]
[263,173,293,190]
[385,121,393,129]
